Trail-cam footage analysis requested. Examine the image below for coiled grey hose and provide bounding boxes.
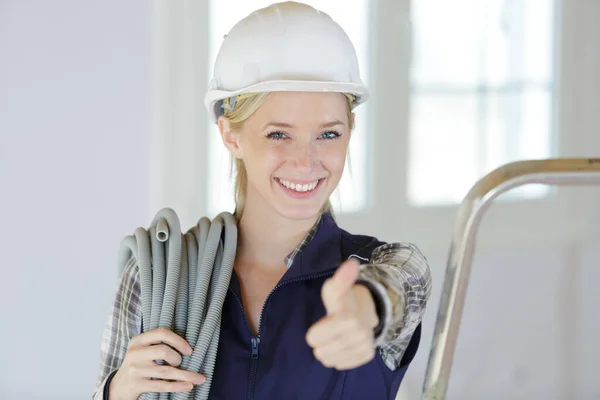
[117,208,237,400]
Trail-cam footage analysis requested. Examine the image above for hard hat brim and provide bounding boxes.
[205,80,370,124]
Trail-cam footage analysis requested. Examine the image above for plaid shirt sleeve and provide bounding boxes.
[356,242,432,371]
[93,257,142,399]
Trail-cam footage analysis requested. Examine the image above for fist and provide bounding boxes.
[305,258,379,370]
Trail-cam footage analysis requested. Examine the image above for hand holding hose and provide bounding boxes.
[305,259,379,370]
[109,328,206,399]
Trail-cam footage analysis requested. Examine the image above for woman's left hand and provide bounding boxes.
[305,258,379,370]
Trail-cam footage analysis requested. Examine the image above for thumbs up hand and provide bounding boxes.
[305,258,380,370]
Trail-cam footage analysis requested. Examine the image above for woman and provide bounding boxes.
[93,2,431,399]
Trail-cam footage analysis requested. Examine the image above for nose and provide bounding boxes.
[291,141,316,173]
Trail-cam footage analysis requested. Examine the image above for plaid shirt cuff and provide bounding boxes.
[356,242,431,371]
[355,277,394,345]
[92,368,117,400]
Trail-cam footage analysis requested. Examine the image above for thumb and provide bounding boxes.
[322,258,360,315]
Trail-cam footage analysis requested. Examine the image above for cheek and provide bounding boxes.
[244,144,285,179]
[262,147,287,176]
[321,144,348,174]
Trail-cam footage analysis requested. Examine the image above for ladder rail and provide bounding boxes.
[421,158,600,400]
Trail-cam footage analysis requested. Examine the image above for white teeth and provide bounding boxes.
[278,178,320,192]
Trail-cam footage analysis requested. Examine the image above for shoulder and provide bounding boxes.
[339,228,426,264]
[338,228,386,262]
[116,255,141,295]
[122,255,140,278]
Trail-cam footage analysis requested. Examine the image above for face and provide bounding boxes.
[219,92,351,221]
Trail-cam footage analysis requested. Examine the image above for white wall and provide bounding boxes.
[1,1,598,400]
[0,1,153,398]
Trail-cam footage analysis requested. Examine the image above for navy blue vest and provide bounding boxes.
[209,212,422,399]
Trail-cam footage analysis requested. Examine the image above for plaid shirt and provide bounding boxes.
[93,216,432,398]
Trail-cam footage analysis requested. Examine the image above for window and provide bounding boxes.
[408,0,556,206]
[206,0,370,216]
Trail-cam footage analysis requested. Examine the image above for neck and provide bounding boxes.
[235,202,320,270]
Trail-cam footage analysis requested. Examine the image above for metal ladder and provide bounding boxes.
[421,158,600,400]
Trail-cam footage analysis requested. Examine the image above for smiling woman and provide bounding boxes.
[93,2,431,399]
[206,0,370,216]
[218,91,356,219]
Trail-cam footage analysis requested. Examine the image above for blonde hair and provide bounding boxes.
[221,92,355,219]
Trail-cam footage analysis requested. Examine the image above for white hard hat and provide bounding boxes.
[204,1,369,124]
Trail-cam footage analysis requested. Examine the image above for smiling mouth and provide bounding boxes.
[275,177,325,193]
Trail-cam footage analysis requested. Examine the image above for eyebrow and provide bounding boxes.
[263,120,345,130]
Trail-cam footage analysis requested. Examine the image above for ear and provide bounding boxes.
[218,116,243,159]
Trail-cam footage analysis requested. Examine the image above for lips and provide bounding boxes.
[274,177,326,198]
[275,177,320,192]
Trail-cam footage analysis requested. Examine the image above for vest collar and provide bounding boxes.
[282,211,343,281]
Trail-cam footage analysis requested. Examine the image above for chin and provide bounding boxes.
[273,202,325,221]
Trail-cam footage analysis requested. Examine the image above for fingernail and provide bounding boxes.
[196,376,206,385]
[188,383,194,391]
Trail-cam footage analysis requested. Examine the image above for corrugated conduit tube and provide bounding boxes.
[118,208,237,400]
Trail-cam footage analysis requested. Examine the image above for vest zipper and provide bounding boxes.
[251,337,260,359]
[230,269,336,400]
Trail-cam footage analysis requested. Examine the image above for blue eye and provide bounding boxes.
[267,131,287,140]
[267,130,341,140]
[320,130,341,140]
